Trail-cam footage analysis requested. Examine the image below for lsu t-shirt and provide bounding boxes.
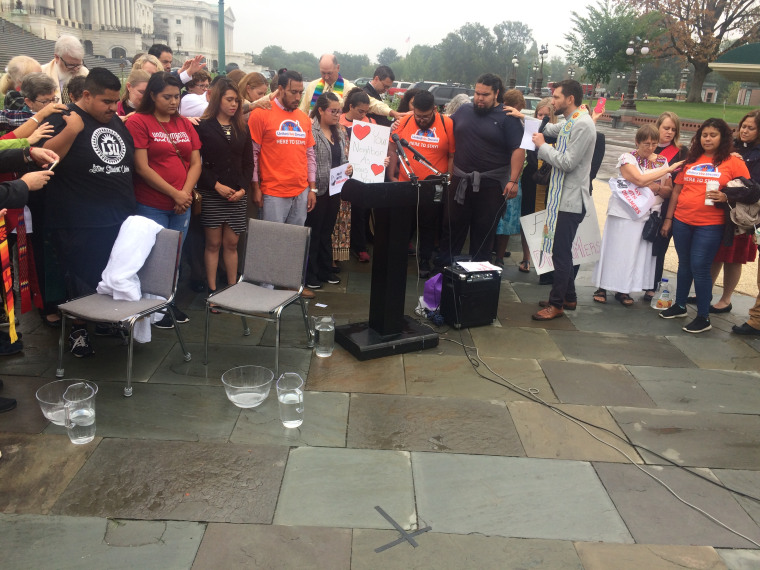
[126,113,202,210]
[391,113,455,182]
[249,105,315,198]
[674,154,750,226]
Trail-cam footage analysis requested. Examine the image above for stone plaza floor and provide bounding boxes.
[1,244,759,569]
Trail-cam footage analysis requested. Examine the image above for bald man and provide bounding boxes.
[299,54,358,114]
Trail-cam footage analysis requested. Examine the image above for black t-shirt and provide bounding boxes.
[329,136,341,168]
[451,103,523,172]
[45,104,136,229]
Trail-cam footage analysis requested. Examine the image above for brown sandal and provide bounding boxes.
[593,289,607,303]
[518,260,530,273]
[614,292,634,307]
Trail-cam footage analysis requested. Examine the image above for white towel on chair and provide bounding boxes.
[97,216,164,343]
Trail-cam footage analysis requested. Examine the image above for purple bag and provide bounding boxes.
[423,273,442,310]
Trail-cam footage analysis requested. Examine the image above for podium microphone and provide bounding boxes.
[538,115,550,133]
[391,133,408,162]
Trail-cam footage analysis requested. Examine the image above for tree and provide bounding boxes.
[437,23,498,84]
[377,48,400,66]
[334,52,370,80]
[630,0,760,102]
[493,20,533,60]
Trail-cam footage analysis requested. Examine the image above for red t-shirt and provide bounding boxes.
[674,154,750,226]
[249,105,315,198]
[391,113,455,181]
[126,113,201,210]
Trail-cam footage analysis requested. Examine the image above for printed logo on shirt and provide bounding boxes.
[410,127,440,144]
[152,131,191,144]
[684,162,721,185]
[276,119,307,139]
[91,127,127,165]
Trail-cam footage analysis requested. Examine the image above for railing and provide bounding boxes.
[0,3,56,16]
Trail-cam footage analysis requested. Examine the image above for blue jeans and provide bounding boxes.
[135,203,191,248]
[671,218,723,317]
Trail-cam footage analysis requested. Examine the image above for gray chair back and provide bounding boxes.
[242,219,310,289]
[138,229,181,299]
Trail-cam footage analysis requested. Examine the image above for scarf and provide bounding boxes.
[541,108,588,255]
[0,215,17,342]
[11,209,43,313]
[310,75,345,109]
[659,143,680,164]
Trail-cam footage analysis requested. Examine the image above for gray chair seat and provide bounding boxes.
[211,283,297,314]
[59,296,167,323]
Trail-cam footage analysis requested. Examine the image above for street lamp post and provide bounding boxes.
[217,0,226,75]
[509,54,519,89]
[534,44,548,97]
[621,37,649,111]
[531,63,538,94]
[678,67,689,101]
[567,66,576,80]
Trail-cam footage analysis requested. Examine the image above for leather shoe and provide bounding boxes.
[532,305,565,321]
[539,299,577,311]
[732,322,760,336]
[300,288,315,299]
[709,303,732,314]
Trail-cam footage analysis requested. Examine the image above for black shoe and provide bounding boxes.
[0,396,16,413]
[153,315,175,329]
[659,304,688,319]
[171,307,190,324]
[0,337,22,356]
[683,316,712,333]
[69,327,94,358]
[306,279,322,289]
[325,274,341,285]
[709,303,732,314]
[732,322,760,336]
[330,265,341,274]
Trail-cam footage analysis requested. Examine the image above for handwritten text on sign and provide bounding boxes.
[520,201,602,275]
[348,121,390,183]
[608,177,655,219]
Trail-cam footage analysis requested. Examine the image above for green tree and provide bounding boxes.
[334,52,370,80]
[437,23,498,84]
[377,48,400,66]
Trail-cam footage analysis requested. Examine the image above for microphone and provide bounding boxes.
[391,133,407,160]
[539,115,550,133]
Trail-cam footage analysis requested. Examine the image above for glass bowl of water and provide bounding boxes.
[36,379,98,425]
[221,365,274,408]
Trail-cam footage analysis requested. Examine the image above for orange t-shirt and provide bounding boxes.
[674,154,750,226]
[249,104,315,198]
[391,113,455,182]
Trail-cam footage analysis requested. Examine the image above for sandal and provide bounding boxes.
[643,291,654,302]
[593,288,607,303]
[614,292,634,307]
[518,260,530,273]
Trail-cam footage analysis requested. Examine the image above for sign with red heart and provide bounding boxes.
[353,124,371,140]
[371,164,384,176]
[347,120,391,183]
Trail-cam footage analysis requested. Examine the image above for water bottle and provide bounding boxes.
[651,278,673,310]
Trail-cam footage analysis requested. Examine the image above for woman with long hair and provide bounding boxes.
[196,78,253,297]
[126,71,202,327]
[659,118,750,333]
[305,92,352,288]
[118,68,150,117]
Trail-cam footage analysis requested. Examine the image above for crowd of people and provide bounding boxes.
[0,39,759,412]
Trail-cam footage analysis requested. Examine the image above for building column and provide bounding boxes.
[54,0,62,18]
[90,0,100,27]
[104,0,111,26]
[62,0,69,19]
[75,0,82,22]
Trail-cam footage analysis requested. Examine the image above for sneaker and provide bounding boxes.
[356,251,370,263]
[659,304,688,319]
[154,314,175,329]
[325,274,341,285]
[171,307,190,324]
[683,316,712,333]
[306,279,322,289]
[69,327,94,358]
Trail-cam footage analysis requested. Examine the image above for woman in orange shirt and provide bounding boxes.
[659,118,750,333]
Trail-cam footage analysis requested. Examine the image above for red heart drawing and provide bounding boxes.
[371,164,384,176]
[353,124,371,140]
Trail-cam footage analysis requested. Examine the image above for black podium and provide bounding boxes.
[336,179,439,360]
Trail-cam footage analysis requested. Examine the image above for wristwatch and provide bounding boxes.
[310,188,318,193]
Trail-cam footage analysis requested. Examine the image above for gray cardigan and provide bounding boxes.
[311,118,348,196]
[537,112,596,214]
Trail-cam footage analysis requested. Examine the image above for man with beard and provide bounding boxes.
[43,68,136,357]
[41,35,89,104]
[434,73,524,267]
[530,79,596,321]
[249,70,316,226]
[389,89,455,277]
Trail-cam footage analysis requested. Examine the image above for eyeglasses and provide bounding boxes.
[325,109,340,115]
[35,96,60,105]
[59,57,83,70]
[196,84,210,90]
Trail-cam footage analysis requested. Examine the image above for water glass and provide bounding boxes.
[63,381,98,445]
[310,315,335,358]
[276,373,304,428]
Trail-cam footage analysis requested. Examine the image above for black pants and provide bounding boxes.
[305,192,340,281]
[54,226,121,299]
[411,184,441,264]
[437,176,505,265]
[548,209,585,308]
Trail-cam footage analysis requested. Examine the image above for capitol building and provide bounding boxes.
[0,0,254,72]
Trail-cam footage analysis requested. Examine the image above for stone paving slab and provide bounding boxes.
[191,523,351,570]
[626,366,760,414]
[0,514,204,570]
[421,329,475,357]
[351,530,584,569]
[510,282,599,306]
[717,548,760,569]
[548,330,696,367]
[0,376,54,434]
[347,393,524,456]
[52,439,288,524]
[42,381,241,442]
[497,280,521,303]
[470,326,564,360]
[574,542,728,570]
[274,447,415,529]
[713,470,760,528]
[151,342,310,386]
[666,334,760,372]
[593,463,760,548]
[507,401,641,463]
[412,453,632,542]
[229,390,348,448]
[164,309,266,344]
[497,301,577,330]
[306,345,406,394]
[566,303,684,336]
[307,292,371,321]
[0,434,99,514]
[608,407,760,470]
[0,332,61,376]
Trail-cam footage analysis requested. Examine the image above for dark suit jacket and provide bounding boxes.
[195,119,254,193]
[0,148,32,209]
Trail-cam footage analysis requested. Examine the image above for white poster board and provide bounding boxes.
[329,163,350,196]
[348,121,391,183]
[520,201,602,275]
[608,177,656,219]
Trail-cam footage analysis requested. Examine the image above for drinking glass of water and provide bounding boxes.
[276,373,304,428]
[310,315,335,357]
[63,381,97,444]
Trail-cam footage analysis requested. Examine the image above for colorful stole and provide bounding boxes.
[0,214,17,342]
[12,209,42,313]
[310,75,345,109]
[541,108,588,255]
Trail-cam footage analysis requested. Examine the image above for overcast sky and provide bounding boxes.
[224,0,568,66]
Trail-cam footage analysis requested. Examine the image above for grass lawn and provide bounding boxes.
[594,99,749,124]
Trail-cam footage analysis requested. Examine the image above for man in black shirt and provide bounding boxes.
[44,68,136,358]
[435,73,525,266]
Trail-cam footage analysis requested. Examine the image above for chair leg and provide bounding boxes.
[125,320,136,397]
[204,301,210,365]
[170,308,191,363]
[241,316,250,336]
[299,296,313,347]
[274,315,280,380]
[56,313,67,378]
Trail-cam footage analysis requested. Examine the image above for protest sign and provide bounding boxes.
[348,121,391,183]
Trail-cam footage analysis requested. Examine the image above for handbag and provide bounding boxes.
[642,210,663,242]
[155,116,201,215]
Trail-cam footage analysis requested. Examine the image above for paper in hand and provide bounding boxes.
[329,163,351,196]
[520,117,542,151]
